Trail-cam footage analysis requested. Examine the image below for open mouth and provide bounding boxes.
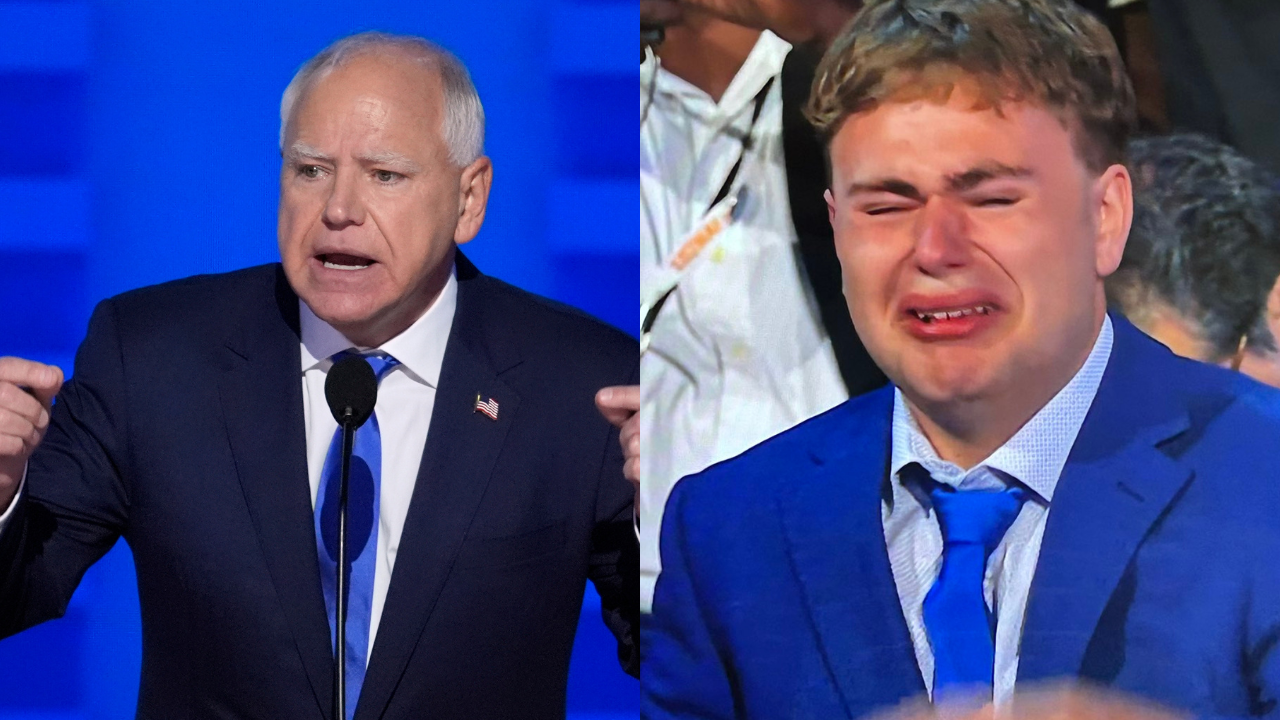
[909,304,995,324]
[318,253,375,270]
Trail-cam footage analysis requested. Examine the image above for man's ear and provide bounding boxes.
[1095,162,1133,277]
[454,156,493,245]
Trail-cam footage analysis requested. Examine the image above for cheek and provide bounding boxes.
[973,206,1090,293]
[373,202,445,270]
[836,225,899,297]
[834,237,897,342]
[276,199,307,259]
[279,188,319,231]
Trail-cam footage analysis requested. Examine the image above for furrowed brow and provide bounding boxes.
[285,142,332,164]
[846,179,926,203]
[359,152,422,173]
[946,163,1033,193]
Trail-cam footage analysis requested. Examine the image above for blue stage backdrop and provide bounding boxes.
[0,1,636,717]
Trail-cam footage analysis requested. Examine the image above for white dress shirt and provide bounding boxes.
[299,269,455,663]
[639,31,847,611]
[884,316,1113,704]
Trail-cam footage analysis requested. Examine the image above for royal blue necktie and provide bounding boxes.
[917,469,1027,703]
[315,351,398,720]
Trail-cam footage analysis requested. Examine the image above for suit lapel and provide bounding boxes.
[357,258,521,720]
[217,268,333,716]
[779,389,925,716]
[1019,317,1193,681]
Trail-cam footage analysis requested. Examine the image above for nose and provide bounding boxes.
[322,168,366,228]
[911,196,969,275]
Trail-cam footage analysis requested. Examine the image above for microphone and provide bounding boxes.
[325,355,377,429]
[323,355,379,720]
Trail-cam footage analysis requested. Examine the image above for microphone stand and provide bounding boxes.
[334,406,356,720]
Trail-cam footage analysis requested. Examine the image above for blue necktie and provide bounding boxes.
[916,469,1027,702]
[315,351,398,720]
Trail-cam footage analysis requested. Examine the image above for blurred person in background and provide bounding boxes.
[639,0,883,614]
[1108,133,1280,386]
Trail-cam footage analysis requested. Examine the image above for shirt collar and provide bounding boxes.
[299,264,457,389]
[889,315,1115,504]
[643,30,791,119]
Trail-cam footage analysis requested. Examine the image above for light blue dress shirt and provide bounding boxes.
[885,315,1114,703]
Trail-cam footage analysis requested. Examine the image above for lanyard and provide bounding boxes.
[640,76,776,353]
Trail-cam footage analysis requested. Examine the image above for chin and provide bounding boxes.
[899,358,997,408]
[300,291,385,330]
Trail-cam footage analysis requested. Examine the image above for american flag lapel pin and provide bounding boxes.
[474,394,499,421]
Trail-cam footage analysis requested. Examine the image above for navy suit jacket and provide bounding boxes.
[0,255,639,719]
[645,316,1280,719]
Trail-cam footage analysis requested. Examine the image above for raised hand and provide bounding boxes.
[595,385,640,490]
[0,357,63,509]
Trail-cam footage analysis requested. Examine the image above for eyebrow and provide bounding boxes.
[282,144,423,174]
[946,162,1034,192]
[844,162,1034,200]
[284,142,331,164]
[357,152,422,173]
[846,178,927,202]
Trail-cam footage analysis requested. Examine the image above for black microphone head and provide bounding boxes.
[324,355,378,429]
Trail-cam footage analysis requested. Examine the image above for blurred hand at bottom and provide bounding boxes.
[861,685,1186,720]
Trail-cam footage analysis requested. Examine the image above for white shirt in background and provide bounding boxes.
[640,31,847,610]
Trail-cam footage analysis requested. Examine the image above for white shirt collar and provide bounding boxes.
[641,30,791,120]
[889,315,1115,503]
[299,265,457,389]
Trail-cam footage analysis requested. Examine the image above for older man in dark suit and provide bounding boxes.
[0,32,638,720]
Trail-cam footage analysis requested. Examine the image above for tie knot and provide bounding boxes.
[900,463,1028,552]
[930,483,1027,552]
[333,350,400,382]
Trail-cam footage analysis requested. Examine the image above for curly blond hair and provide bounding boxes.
[806,0,1137,172]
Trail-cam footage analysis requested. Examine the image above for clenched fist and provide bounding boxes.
[0,356,63,509]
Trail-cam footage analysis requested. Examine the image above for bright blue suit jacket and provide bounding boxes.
[645,316,1280,719]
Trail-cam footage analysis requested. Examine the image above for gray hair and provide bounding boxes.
[1108,134,1280,359]
[279,31,485,166]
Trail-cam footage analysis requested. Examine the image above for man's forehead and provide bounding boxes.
[286,65,443,151]
[834,72,1070,137]
[830,102,1072,177]
[294,53,442,122]
[833,139,1038,186]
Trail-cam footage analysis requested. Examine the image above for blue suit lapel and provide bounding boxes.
[1019,316,1193,682]
[217,268,333,717]
[356,256,522,720]
[778,389,926,715]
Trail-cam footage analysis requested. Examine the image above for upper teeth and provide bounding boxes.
[913,305,992,322]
